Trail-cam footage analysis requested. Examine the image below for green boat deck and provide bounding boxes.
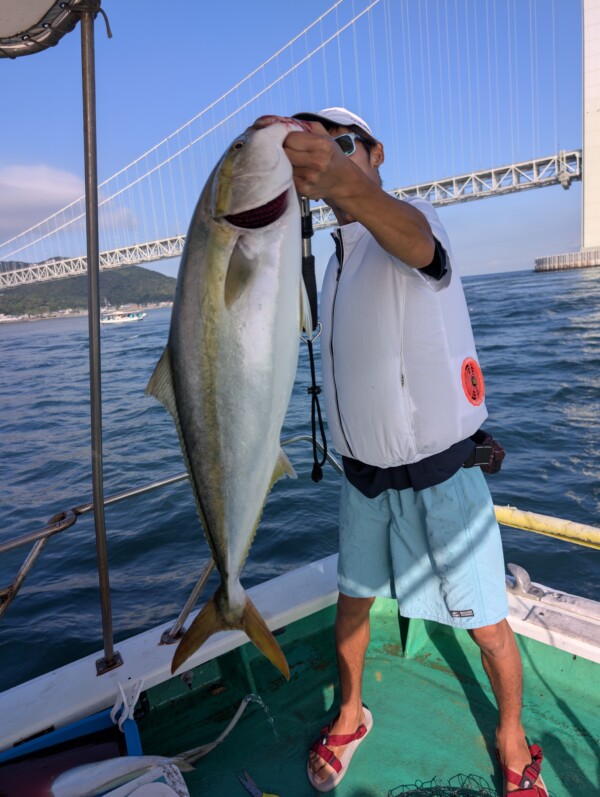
[137,599,600,797]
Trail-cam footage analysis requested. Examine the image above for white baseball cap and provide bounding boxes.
[293,106,377,144]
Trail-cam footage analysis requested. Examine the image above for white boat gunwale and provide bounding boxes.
[1,552,599,755]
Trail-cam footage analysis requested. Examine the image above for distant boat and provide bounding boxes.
[100,309,147,325]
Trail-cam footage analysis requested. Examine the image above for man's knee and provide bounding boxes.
[337,592,375,622]
[469,618,515,656]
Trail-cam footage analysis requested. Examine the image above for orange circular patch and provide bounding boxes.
[461,358,485,406]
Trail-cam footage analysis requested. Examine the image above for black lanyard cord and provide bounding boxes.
[305,335,327,482]
[300,196,327,481]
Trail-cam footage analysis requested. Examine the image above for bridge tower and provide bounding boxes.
[583,0,600,253]
[535,0,600,272]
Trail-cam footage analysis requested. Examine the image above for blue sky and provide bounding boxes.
[0,0,583,283]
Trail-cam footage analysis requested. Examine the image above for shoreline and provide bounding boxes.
[0,302,173,325]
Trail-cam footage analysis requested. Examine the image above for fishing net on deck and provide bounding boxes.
[388,773,497,797]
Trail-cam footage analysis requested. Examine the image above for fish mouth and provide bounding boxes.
[224,190,287,229]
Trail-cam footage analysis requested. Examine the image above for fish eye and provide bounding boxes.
[233,140,245,150]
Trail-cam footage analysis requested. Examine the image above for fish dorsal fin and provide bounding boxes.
[300,276,313,334]
[145,347,215,554]
[145,346,177,418]
[271,448,297,486]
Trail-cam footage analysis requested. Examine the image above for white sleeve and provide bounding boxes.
[401,197,454,291]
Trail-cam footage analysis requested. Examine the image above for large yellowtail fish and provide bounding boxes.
[146,117,311,679]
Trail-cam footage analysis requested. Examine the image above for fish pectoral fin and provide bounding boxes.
[271,448,297,485]
[145,346,177,418]
[300,276,313,334]
[171,588,290,681]
[225,241,256,308]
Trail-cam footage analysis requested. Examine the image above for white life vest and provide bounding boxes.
[320,198,488,467]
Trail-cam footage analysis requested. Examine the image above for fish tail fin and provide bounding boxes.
[171,589,290,681]
[171,593,221,674]
[242,594,290,680]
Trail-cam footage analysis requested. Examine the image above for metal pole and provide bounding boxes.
[300,197,318,329]
[80,8,121,674]
[161,559,215,644]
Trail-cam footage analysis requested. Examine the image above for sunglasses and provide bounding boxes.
[333,132,369,156]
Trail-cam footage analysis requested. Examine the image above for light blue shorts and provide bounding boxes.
[337,467,508,629]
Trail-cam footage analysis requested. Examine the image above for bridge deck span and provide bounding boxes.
[0,151,581,289]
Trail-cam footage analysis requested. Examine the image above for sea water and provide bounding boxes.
[0,268,598,691]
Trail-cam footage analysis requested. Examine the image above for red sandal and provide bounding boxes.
[307,706,373,792]
[496,743,550,796]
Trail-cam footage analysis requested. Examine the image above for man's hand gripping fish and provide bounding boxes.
[146,117,312,679]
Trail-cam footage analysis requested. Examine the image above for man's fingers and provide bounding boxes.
[284,129,331,156]
[309,120,329,135]
[281,120,349,200]
[251,114,279,129]
[291,174,319,199]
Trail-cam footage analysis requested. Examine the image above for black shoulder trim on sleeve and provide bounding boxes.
[421,237,448,281]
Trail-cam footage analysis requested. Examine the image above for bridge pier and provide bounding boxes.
[534,247,600,272]
[535,0,600,273]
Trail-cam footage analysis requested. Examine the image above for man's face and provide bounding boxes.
[328,126,382,187]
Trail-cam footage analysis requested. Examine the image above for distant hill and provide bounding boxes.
[0,266,177,317]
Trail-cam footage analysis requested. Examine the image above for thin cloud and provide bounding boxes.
[0,165,84,244]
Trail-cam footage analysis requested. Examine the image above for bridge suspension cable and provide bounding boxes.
[0,0,573,281]
[0,150,580,290]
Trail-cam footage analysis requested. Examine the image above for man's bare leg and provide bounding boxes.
[470,620,546,793]
[309,609,544,791]
[308,592,375,785]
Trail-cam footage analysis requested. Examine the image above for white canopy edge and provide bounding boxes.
[0,0,89,59]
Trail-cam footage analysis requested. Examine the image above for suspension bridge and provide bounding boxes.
[0,0,597,289]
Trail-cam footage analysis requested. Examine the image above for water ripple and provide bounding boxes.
[0,270,599,690]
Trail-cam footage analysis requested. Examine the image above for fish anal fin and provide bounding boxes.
[145,346,177,419]
[171,589,290,681]
[242,595,290,680]
[271,448,297,487]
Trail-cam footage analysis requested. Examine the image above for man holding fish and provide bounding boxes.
[252,108,548,796]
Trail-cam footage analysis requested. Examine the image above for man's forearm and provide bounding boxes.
[327,173,435,268]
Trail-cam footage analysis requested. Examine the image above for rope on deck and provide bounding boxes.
[389,773,496,796]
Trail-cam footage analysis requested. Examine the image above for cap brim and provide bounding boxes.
[293,112,377,145]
